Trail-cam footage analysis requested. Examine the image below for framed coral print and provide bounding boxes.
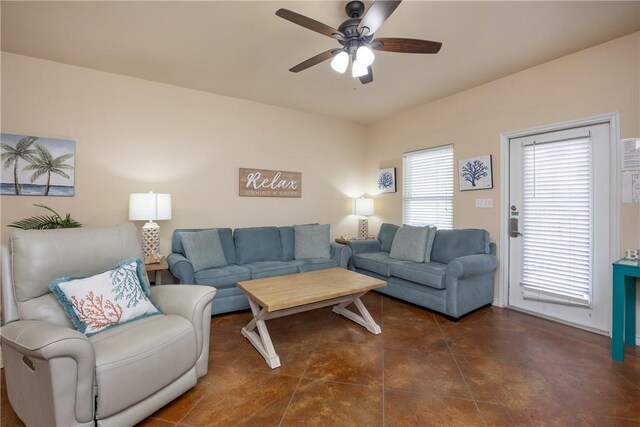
[459,155,493,191]
[377,167,396,193]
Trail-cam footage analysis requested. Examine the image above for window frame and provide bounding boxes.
[402,144,454,229]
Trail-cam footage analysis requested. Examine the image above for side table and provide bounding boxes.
[145,257,169,285]
[335,237,376,245]
[611,259,639,361]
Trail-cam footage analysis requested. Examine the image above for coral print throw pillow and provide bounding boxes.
[50,258,160,336]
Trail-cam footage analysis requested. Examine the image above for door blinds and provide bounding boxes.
[403,145,453,229]
[521,137,593,306]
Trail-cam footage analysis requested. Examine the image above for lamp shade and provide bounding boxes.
[351,59,368,78]
[356,46,375,67]
[129,192,172,221]
[330,51,349,74]
[353,198,374,216]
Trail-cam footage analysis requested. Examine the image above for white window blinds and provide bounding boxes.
[403,145,453,229]
[521,137,593,306]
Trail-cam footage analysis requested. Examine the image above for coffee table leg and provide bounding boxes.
[332,292,382,334]
[241,298,281,369]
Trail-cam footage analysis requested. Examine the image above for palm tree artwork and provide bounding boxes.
[23,144,74,195]
[1,133,75,196]
[0,136,37,195]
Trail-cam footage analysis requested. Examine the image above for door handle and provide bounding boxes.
[510,218,523,238]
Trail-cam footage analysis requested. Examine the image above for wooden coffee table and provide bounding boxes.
[237,268,386,369]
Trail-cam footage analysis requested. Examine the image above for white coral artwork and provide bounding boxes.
[377,168,396,193]
[459,155,493,191]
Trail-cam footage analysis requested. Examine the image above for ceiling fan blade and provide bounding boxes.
[357,0,402,36]
[276,9,342,39]
[372,38,442,54]
[289,49,338,73]
[359,67,374,84]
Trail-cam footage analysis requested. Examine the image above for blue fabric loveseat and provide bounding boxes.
[167,225,351,315]
[348,223,497,320]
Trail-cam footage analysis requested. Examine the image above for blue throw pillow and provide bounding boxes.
[390,226,428,263]
[294,224,331,260]
[181,229,228,272]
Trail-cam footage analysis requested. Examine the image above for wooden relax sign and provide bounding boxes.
[239,168,302,198]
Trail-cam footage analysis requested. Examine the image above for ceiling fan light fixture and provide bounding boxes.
[351,59,368,78]
[330,51,349,73]
[356,45,375,67]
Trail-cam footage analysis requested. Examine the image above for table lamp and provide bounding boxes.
[353,197,374,239]
[129,192,172,264]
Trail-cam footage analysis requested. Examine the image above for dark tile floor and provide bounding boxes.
[2,293,639,426]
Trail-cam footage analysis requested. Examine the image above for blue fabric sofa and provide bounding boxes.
[167,226,352,315]
[348,223,498,319]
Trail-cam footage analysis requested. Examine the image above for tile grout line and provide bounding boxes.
[380,295,385,427]
[436,314,488,427]
[277,315,326,427]
[175,324,253,426]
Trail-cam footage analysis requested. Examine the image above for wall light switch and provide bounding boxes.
[475,198,493,208]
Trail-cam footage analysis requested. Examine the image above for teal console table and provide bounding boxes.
[612,259,639,361]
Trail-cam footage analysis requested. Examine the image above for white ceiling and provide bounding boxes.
[2,1,639,124]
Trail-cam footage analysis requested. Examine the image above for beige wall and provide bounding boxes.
[2,32,638,335]
[365,32,640,329]
[366,32,639,248]
[0,53,368,254]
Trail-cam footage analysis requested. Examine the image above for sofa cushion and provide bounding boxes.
[294,224,330,260]
[279,226,295,261]
[49,258,160,336]
[390,261,448,289]
[244,261,299,279]
[295,258,339,273]
[390,226,428,263]
[378,223,400,253]
[431,229,490,264]
[180,229,228,272]
[91,314,196,419]
[352,252,400,277]
[194,264,251,287]
[424,226,438,263]
[172,228,235,264]
[234,227,283,264]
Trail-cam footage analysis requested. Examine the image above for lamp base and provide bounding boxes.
[358,218,369,240]
[141,222,161,265]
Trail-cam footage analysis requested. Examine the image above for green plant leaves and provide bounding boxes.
[8,204,82,230]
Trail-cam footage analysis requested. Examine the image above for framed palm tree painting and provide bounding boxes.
[1,133,75,196]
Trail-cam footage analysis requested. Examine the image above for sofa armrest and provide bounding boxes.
[167,252,195,284]
[447,254,498,279]
[149,285,216,377]
[1,320,96,424]
[330,243,352,268]
[347,239,381,255]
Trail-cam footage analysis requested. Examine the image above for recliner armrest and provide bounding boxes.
[330,243,351,268]
[167,252,195,284]
[347,239,381,255]
[1,319,95,364]
[447,254,498,279]
[1,320,96,424]
[149,285,216,377]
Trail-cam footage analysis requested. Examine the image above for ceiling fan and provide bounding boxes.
[275,0,442,85]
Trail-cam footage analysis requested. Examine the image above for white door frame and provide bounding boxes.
[499,113,620,333]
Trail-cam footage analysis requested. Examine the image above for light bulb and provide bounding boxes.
[330,51,349,74]
[351,59,368,78]
[356,46,375,67]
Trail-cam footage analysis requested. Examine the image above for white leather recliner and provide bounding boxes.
[1,224,216,427]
